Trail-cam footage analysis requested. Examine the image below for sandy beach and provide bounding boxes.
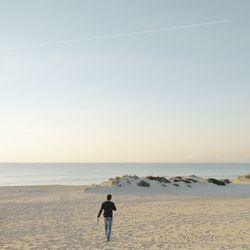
[1,0,250,249]
[1,181,250,250]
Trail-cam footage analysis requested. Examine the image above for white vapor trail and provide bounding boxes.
[0,19,229,52]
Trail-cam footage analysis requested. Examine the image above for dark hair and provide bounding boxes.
[107,194,112,200]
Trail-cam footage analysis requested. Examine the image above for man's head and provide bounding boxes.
[107,194,112,200]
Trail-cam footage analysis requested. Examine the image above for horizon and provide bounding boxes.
[1,161,250,164]
[0,1,250,162]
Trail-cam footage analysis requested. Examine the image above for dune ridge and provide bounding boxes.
[85,174,250,197]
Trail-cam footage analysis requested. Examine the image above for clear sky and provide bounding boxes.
[0,0,249,162]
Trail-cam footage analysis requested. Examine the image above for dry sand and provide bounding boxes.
[1,185,250,250]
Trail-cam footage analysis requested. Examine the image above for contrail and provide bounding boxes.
[0,19,229,52]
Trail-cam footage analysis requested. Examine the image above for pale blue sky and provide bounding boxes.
[0,0,249,162]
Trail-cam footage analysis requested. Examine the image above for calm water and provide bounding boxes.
[0,163,250,186]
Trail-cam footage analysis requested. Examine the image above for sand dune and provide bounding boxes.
[86,175,250,197]
[233,172,250,184]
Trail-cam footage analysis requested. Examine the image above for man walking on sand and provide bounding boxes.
[97,194,117,242]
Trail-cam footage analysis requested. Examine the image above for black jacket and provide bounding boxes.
[97,201,116,218]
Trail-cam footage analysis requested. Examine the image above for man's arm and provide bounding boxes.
[97,203,103,218]
[112,203,117,211]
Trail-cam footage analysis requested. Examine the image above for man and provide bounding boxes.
[97,194,117,241]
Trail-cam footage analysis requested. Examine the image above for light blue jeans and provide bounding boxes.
[104,217,113,240]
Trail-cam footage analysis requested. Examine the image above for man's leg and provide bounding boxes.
[104,218,108,239]
[107,217,113,241]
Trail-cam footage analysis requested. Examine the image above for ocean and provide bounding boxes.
[0,163,250,186]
